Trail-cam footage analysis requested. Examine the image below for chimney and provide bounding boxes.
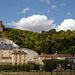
[4,43,6,45]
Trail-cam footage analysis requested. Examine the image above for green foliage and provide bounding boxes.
[57,59,68,70]
[0,64,13,71]
[0,64,32,72]
[74,63,75,70]
[59,46,75,55]
[0,27,75,54]
[28,62,40,71]
[43,59,58,72]
[42,59,75,73]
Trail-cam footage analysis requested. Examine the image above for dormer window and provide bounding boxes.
[1,42,3,44]
[4,43,6,46]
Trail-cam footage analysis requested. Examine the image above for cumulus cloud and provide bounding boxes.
[56,19,75,31]
[40,0,50,4]
[22,8,30,14]
[6,15,55,32]
[52,5,56,8]
[67,12,71,16]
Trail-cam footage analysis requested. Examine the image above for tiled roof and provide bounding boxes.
[40,53,72,58]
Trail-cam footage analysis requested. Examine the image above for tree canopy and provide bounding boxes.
[0,27,75,54]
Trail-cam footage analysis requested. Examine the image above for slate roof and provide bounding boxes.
[0,43,13,50]
[12,50,27,54]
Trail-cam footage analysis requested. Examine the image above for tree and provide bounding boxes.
[28,62,40,71]
[43,59,58,75]
[57,59,68,70]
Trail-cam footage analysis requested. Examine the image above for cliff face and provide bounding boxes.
[23,48,39,62]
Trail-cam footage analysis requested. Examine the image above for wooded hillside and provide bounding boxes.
[0,27,75,55]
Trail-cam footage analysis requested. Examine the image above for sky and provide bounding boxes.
[0,0,75,32]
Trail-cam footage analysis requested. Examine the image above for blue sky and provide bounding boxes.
[0,0,75,32]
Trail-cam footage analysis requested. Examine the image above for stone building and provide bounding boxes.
[0,38,39,64]
[36,53,72,65]
[0,20,5,31]
[0,42,27,65]
[12,49,27,65]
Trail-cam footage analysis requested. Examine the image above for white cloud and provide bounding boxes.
[56,19,75,31]
[6,15,55,32]
[40,0,50,4]
[52,5,56,8]
[22,8,30,14]
[47,10,50,13]
[59,3,66,6]
[67,12,71,16]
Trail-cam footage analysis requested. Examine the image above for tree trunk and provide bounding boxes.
[61,70,62,75]
[51,71,52,75]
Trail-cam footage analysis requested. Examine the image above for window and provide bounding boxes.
[19,60,21,62]
[15,59,17,63]
[20,56,21,59]
[20,54,21,56]
[16,57,17,59]
[9,54,10,57]
[24,60,25,62]
[15,54,17,56]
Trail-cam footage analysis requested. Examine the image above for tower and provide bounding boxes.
[0,21,3,31]
[0,20,5,31]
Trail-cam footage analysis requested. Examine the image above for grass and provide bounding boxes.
[0,71,75,75]
[6,74,75,75]
[1,74,19,75]
[1,71,75,75]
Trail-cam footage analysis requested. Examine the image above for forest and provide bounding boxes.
[0,27,75,55]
